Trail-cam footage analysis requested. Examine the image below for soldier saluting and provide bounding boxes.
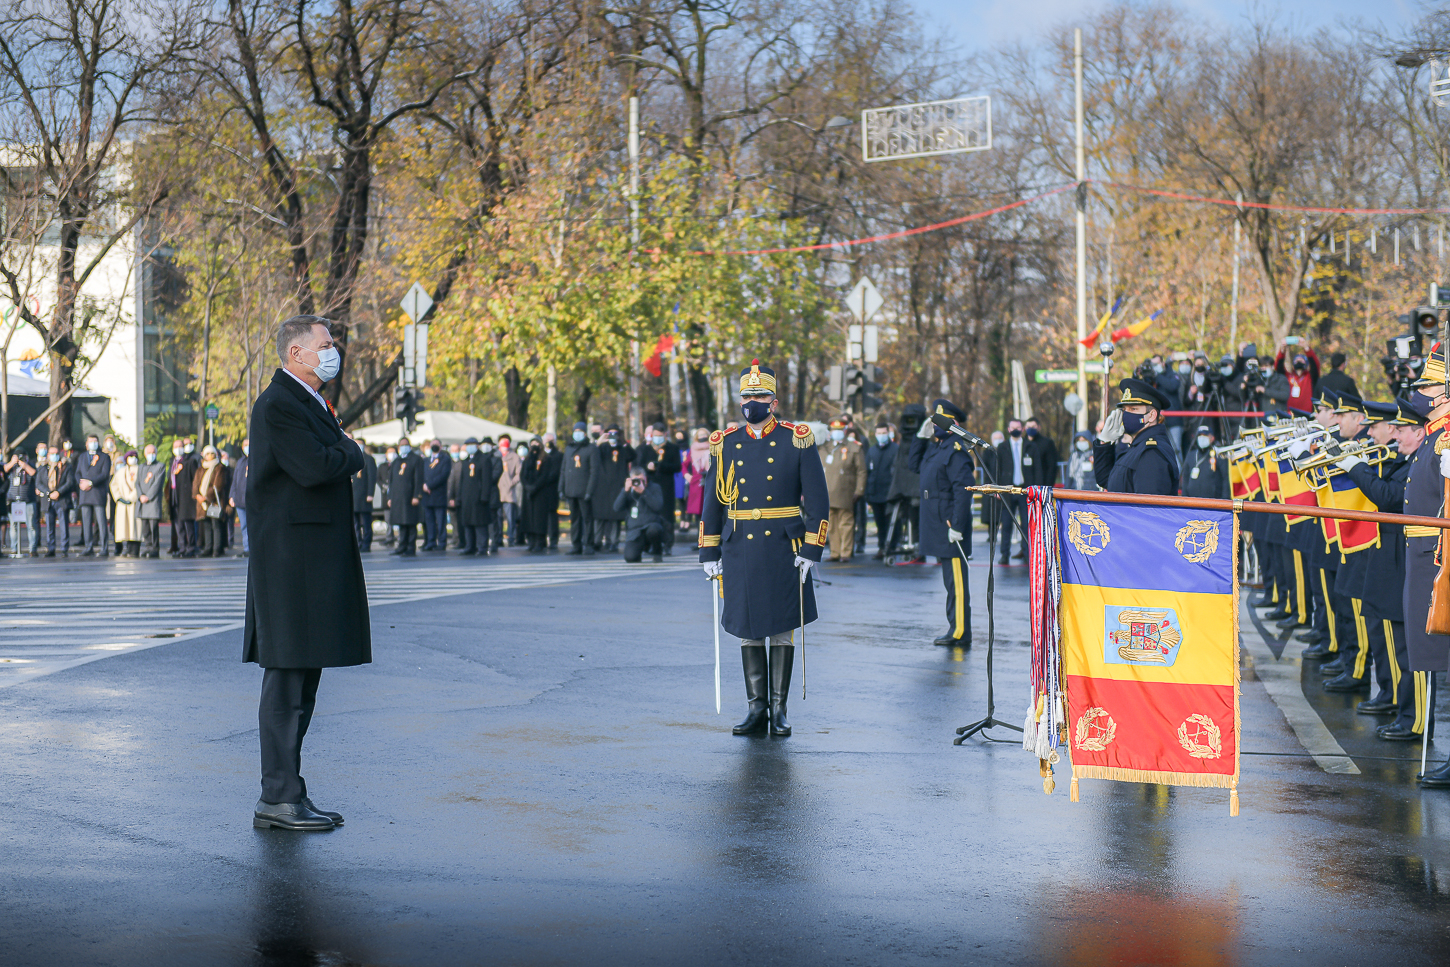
[1092,378,1180,496]
[699,361,830,737]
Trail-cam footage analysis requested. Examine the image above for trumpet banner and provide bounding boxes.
[1056,499,1241,807]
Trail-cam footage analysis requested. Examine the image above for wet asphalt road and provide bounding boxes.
[4,543,1450,966]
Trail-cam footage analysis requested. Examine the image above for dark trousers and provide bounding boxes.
[450,509,463,547]
[140,519,160,555]
[547,506,560,548]
[43,503,69,552]
[567,497,593,553]
[1310,565,1332,638]
[423,506,447,549]
[997,493,1026,561]
[258,667,322,804]
[80,504,106,553]
[887,499,918,555]
[623,523,666,562]
[461,523,490,554]
[658,494,675,553]
[854,496,868,553]
[869,501,890,554]
[355,511,372,549]
[941,543,971,639]
[593,518,620,552]
[198,516,222,556]
[395,522,418,554]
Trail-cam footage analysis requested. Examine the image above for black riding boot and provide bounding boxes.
[732,645,769,735]
[769,643,794,737]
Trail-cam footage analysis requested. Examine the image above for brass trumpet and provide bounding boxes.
[1252,427,1331,459]
[1290,438,1396,487]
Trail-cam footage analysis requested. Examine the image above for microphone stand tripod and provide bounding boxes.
[928,420,1027,745]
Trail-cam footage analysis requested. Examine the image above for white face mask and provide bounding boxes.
[1075,440,1090,452]
[184,444,194,454]
[145,452,157,463]
[465,444,477,455]
[830,429,845,442]
[1193,372,1205,387]
[399,445,412,457]
[127,456,137,466]
[990,435,1004,447]
[242,446,249,457]
[875,433,889,446]
[1197,435,1213,449]
[387,452,397,461]
[651,435,665,446]
[573,431,586,442]
[35,450,47,462]
[300,344,341,382]
[482,444,493,453]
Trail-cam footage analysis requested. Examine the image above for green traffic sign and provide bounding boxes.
[205,404,219,420]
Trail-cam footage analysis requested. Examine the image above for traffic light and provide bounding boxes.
[861,364,885,412]
[843,365,864,401]
[826,365,845,402]
[394,385,420,433]
[1412,306,1442,339]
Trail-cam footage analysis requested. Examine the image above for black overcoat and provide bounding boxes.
[351,452,377,513]
[168,454,198,521]
[243,370,370,669]
[592,442,635,520]
[459,450,501,526]
[522,447,561,533]
[386,452,425,525]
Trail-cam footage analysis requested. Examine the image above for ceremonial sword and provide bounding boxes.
[712,574,721,714]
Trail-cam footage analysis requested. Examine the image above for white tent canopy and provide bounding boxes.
[352,410,534,447]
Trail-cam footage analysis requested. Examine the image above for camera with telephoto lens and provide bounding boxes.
[1383,334,1425,398]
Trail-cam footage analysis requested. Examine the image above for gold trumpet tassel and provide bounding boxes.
[1070,777,1080,802]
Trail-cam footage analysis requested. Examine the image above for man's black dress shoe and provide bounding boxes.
[1377,725,1422,742]
[1295,631,1322,644]
[1300,642,1333,660]
[933,633,968,647]
[1323,673,1370,693]
[1250,596,1275,608]
[253,799,335,830]
[1356,696,1397,715]
[1263,607,1291,621]
[1275,615,1302,630]
[1418,761,1450,787]
[301,797,343,825]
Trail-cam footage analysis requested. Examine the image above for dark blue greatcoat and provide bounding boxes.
[1093,423,1179,495]
[1347,456,1409,623]
[907,435,975,558]
[1402,430,1450,671]
[699,419,830,640]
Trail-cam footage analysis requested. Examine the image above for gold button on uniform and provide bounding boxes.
[764,530,771,536]
[766,475,773,480]
[747,534,754,539]
[766,495,773,501]
[736,444,742,449]
[767,458,774,463]
[741,496,748,502]
[770,441,776,446]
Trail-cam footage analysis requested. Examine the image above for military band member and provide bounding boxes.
[1295,388,1343,650]
[1318,393,1372,684]
[1403,351,1450,785]
[1092,379,1179,495]
[1339,399,1421,737]
[699,361,830,737]
[908,398,975,646]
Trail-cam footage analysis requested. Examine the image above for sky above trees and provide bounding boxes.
[915,0,1417,54]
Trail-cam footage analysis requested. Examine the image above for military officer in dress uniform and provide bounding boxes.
[906,399,976,646]
[699,361,829,737]
[1339,399,1421,736]
[1403,350,1450,785]
[1092,379,1179,495]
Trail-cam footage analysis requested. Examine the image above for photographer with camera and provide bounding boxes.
[1274,338,1320,414]
[1229,345,1268,429]
[614,466,666,563]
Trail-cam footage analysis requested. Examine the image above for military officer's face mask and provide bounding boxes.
[741,398,773,424]
[830,429,845,442]
[1121,410,1147,434]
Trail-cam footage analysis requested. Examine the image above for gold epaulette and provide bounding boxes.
[782,420,814,448]
[708,426,737,460]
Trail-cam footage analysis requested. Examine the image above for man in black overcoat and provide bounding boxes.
[243,315,369,831]
[458,437,501,555]
[420,441,451,551]
[638,421,682,554]
[386,436,424,556]
[349,437,377,551]
[591,425,633,552]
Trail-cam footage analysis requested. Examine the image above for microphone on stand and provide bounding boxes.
[930,412,993,449]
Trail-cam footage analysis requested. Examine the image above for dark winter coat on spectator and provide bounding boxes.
[76,451,111,507]
[421,450,452,508]
[521,445,561,535]
[865,439,897,504]
[593,439,635,521]
[459,450,501,526]
[385,450,425,525]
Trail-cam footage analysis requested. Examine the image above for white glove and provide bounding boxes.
[1335,455,1366,472]
[794,554,814,584]
[1097,409,1124,445]
[1440,451,1450,479]
[916,418,936,440]
[1287,439,1312,460]
[702,560,722,579]
[947,527,964,543]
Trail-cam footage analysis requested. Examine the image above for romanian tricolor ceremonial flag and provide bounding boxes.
[1276,459,1317,524]
[1057,500,1240,811]
[1232,455,1261,500]
[1321,473,1379,554]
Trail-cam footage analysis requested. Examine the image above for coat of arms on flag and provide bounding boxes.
[1022,491,1241,815]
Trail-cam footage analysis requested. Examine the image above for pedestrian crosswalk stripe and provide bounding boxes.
[0,557,695,685]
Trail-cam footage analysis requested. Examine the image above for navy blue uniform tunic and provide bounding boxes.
[1093,423,1179,495]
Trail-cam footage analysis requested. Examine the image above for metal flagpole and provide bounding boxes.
[712,576,722,714]
[1073,26,1088,434]
[1422,676,1432,778]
